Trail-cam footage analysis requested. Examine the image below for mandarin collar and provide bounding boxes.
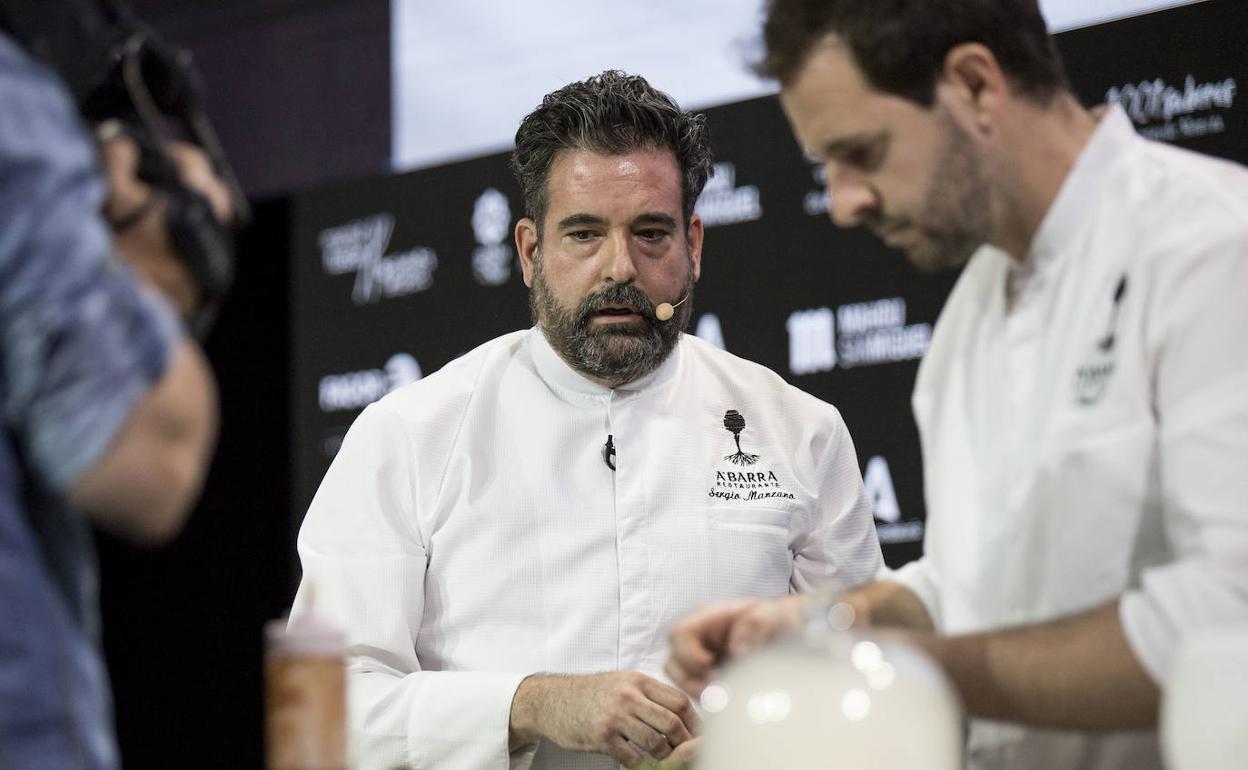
[527,325,683,405]
[1023,104,1136,276]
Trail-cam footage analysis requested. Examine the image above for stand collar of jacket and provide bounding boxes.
[1024,103,1137,279]
[527,325,684,405]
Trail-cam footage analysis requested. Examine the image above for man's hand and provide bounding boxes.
[665,596,806,697]
[836,580,935,631]
[637,736,699,769]
[665,584,931,698]
[509,671,698,767]
[98,130,234,318]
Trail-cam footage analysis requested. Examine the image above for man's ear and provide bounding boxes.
[687,212,704,282]
[936,42,1007,134]
[516,217,539,287]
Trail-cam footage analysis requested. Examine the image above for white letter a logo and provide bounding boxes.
[864,455,901,523]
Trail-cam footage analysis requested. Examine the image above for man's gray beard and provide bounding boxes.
[906,112,993,272]
[530,265,692,385]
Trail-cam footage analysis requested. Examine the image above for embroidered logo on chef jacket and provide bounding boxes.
[721,409,759,465]
[708,409,797,502]
[1073,274,1127,406]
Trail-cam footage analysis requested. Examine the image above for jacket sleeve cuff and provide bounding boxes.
[403,670,532,770]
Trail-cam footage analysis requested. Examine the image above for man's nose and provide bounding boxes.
[601,230,639,284]
[825,167,881,229]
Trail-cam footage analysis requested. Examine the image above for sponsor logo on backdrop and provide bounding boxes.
[1106,74,1237,141]
[695,162,762,227]
[787,299,930,375]
[318,353,423,413]
[318,214,438,304]
[787,307,836,375]
[836,298,930,368]
[803,165,830,216]
[708,409,797,502]
[471,188,515,286]
[863,455,923,544]
[695,313,726,350]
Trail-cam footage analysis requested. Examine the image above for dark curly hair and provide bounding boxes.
[511,70,713,231]
[758,0,1069,105]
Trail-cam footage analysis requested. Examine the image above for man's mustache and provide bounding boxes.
[576,284,658,326]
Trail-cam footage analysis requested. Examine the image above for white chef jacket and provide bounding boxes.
[293,328,883,770]
[892,105,1248,770]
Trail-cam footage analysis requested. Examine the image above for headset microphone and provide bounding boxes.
[655,293,690,322]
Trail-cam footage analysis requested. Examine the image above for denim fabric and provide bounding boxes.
[0,33,178,770]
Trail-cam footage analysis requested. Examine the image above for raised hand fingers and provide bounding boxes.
[725,595,805,658]
[666,599,759,694]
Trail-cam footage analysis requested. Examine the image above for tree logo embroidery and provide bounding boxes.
[1073,274,1126,406]
[722,409,760,466]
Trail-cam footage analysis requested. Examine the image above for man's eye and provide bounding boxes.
[567,230,596,242]
[637,229,669,241]
[845,145,882,171]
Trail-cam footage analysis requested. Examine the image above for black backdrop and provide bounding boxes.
[291,0,1247,569]
[98,2,1246,768]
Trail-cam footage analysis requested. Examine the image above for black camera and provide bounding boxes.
[0,0,249,336]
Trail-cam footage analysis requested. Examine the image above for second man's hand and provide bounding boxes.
[665,583,936,699]
[509,671,699,767]
[665,596,807,697]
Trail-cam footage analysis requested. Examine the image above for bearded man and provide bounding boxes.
[289,70,883,770]
[666,3,1248,770]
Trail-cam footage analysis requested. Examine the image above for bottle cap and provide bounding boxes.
[266,584,345,655]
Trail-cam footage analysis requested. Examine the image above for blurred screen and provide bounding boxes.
[390,0,1205,171]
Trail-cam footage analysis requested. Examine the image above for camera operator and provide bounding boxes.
[0,23,233,768]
